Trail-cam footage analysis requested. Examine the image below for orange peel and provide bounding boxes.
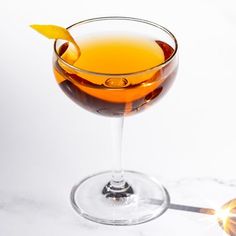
[30,24,81,60]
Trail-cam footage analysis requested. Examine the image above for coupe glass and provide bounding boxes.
[53,16,178,225]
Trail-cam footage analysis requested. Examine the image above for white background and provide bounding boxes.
[0,0,236,235]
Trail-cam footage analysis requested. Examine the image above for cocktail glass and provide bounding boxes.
[53,16,178,225]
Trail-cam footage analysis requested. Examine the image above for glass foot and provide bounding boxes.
[70,170,170,225]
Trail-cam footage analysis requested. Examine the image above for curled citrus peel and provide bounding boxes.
[30,24,81,62]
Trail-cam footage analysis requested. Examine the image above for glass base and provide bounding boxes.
[70,170,170,225]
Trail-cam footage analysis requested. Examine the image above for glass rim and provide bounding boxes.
[54,16,178,76]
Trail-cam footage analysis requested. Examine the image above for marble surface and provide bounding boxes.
[1,176,235,235]
[1,0,236,235]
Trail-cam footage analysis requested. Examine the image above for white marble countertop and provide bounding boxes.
[1,176,235,235]
[1,0,236,235]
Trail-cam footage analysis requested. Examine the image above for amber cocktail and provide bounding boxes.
[53,17,178,225]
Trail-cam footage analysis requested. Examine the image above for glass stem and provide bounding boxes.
[110,117,125,188]
[102,117,134,198]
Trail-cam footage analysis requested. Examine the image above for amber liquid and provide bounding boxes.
[53,35,177,116]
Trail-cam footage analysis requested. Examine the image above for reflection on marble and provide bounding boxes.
[0,178,235,235]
